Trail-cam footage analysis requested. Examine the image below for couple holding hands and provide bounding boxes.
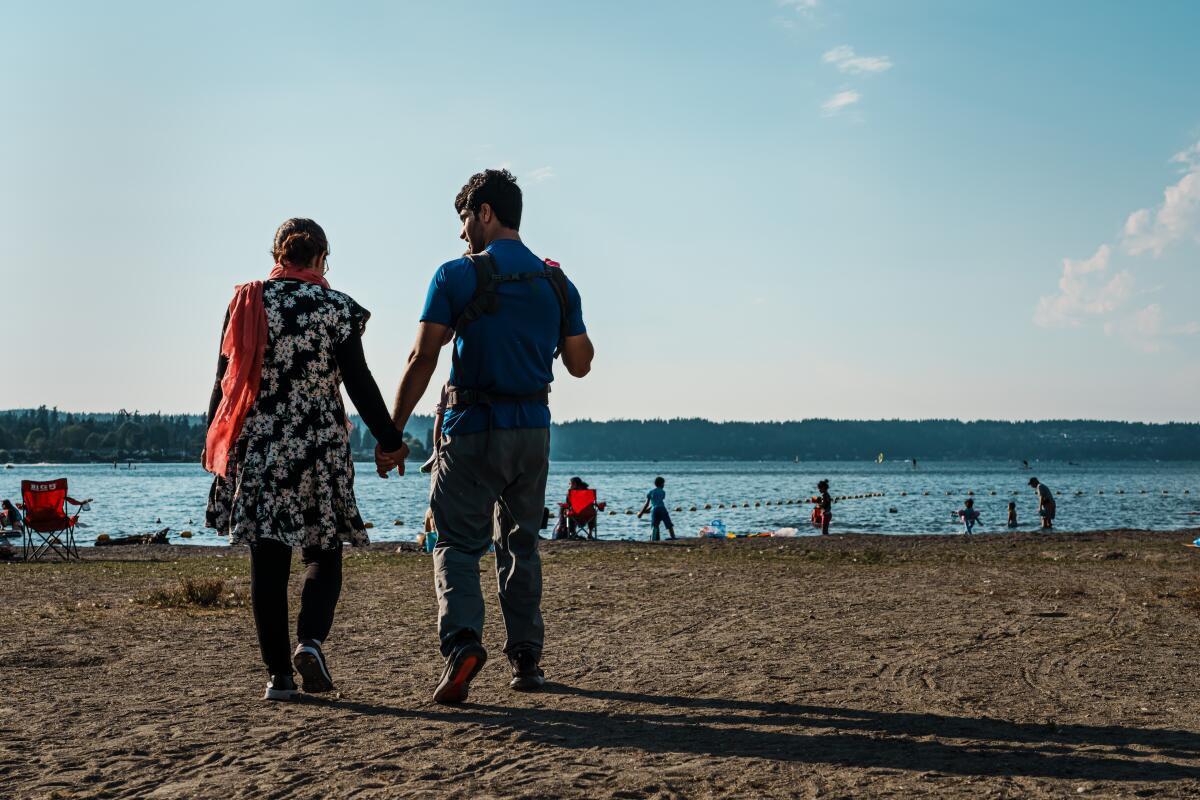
[204,169,594,702]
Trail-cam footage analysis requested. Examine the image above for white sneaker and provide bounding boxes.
[263,674,299,701]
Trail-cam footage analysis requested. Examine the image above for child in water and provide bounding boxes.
[637,476,675,541]
[817,479,833,535]
[957,498,981,534]
[1007,501,1018,528]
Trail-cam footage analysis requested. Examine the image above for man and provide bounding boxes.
[377,169,593,704]
[1029,477,1055,530]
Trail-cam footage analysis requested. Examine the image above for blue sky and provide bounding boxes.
[3,1,1199,422]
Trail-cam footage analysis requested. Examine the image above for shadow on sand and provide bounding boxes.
[320,684,1200,782]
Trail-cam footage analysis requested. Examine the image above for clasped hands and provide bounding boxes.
[375,441,410,478]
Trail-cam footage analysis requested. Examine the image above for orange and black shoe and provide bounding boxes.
[433,639,487,705]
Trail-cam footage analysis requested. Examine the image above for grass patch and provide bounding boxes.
[139,577,247,609]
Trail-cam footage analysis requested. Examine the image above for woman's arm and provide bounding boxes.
[335,333,406,452]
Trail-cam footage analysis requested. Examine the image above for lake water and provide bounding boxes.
[4,460,1198,547]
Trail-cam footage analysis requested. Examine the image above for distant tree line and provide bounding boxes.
[0,407,432,464]
[547,418,1200,461]
[1,409,1196,463]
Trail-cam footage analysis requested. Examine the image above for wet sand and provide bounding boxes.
[3,529,1199,799]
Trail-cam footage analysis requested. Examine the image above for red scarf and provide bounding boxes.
[204,265,331,477]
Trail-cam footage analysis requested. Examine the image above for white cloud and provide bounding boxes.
[822,45,893,75]
[1034,245,1135,328]
[1122,170,1200,257]
[778,0,818,11]
[1037,138,1200,347]
[821,90,860,116]
[529,166,555,183]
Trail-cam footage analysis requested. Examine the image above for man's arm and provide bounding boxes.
[561,332,594,378]
[376,322,452,477]
[392,322,453,437]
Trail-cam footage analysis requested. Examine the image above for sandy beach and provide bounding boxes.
[4,529,1200,799]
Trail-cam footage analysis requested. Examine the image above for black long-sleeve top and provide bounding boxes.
[207,311,405,453]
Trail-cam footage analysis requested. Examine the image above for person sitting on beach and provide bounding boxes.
[1,499,23,533]
[1029,477,1055,530]
[1007,501,1018,528]
[957,498,981,535]
[203,218,408,702]
[637,476,676,541]
[817,479,833,535]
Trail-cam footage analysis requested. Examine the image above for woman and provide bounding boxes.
[205,218,407,701]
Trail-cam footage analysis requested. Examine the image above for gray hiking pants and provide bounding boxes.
[429,427,549,658]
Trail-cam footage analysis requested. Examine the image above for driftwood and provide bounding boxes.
[94,528,170,547]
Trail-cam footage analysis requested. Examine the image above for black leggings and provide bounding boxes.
[249,538,343,676]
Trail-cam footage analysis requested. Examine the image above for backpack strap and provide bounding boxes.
[542,259,571,358]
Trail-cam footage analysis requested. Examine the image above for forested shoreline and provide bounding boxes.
[1,408,1197,463]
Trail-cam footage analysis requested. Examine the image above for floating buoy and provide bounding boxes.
[989,491,996,496]
[968,490,974,496]
[1097,491,1103,495]
[743,503,750,508]
[179,531,193,539]
[922,491,929,496]
[364,522,374,529]
[765,501,772,506]
[704,503,712,510]
[946,491,952,496]
[1163,490,1170,495]
[718,503,725,509]
[394,519,404,526]
[689,506,697,512]
[626,510,634,515]
[900,492,907,497]
[675,506,683,512]
[1141,490,1147,494]
[95,533,110,544]
[754,502,761,507]
[888,507,898,514]
[608,511,617,515]
[1117,490,1125,494]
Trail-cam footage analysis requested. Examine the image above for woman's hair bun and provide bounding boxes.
[272,218,329,266]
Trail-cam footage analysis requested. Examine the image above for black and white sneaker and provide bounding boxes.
[508,650,545,692]
[263,674,299,701]
[433,639,488,705]
[293,639,334,693]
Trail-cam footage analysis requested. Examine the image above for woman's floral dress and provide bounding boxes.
[206,280,371,550]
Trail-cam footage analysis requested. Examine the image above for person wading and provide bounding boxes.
[205,218,408,701]
[376,169,594,704]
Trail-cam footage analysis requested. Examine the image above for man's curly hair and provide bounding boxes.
[454,169,523,230]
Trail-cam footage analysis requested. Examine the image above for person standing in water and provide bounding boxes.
[818,479,833,535]
[1029,477,1055,530]
[637,476,675,541]
[1007,501,1018,528]
[957,498,981,534]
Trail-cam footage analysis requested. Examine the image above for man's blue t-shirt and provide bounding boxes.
[647,487,666,509]
[420,239,585,436]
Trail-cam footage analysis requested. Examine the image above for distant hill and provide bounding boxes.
[0,409,1196,462]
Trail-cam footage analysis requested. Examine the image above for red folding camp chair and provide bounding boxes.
[21,479,90,561]
[559,488,605,540]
